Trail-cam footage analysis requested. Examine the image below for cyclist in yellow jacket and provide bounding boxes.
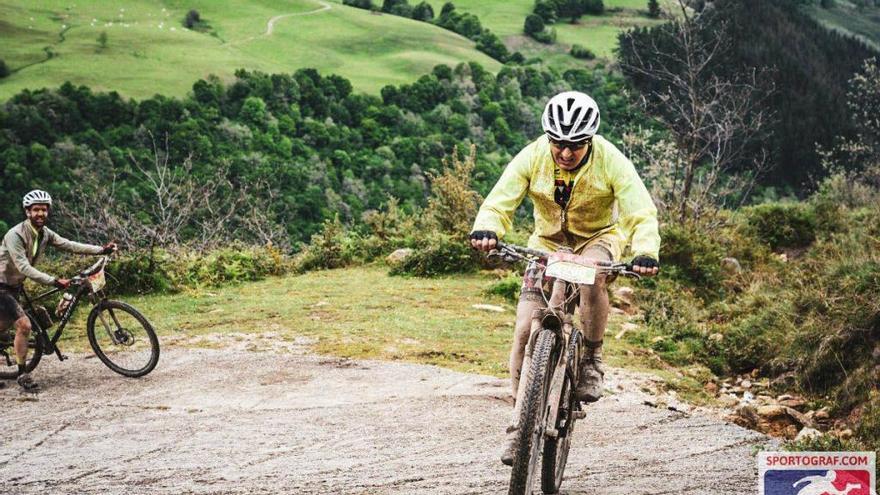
[469,91,660,465]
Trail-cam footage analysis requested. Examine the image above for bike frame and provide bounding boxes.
[510,271,579,437]
[19,281,98,362]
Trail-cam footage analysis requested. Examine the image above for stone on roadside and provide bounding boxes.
[795,427,822,442]
[704,381,719,395]
[721,257,743,274]
[612,286,635,310]
[386,248,413,264]
[757,405,786,419]
[472,304,506,313]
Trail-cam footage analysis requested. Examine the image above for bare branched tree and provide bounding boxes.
[57,131,289,262]
[619,0,773,221]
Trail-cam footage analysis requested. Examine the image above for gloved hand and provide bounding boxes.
[469,230,498,252]
[630,255,659,276]
[100,241,118,255]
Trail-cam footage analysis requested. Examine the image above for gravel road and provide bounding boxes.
[0,335,770,494]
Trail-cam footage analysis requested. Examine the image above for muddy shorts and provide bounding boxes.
[520,233,620,302]
[0,287,26,332]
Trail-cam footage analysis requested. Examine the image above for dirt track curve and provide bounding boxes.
[0,337,771,494]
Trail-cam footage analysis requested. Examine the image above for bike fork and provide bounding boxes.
[510,309,546,427]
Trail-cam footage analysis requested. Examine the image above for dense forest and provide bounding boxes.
[0,63,643,245]
[619,0,877,191]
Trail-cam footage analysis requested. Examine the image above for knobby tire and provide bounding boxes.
[541,330,582,493]
[508,329,556,495]
[86,300,159,377]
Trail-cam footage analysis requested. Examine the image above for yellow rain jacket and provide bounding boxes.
[472,135,660,260]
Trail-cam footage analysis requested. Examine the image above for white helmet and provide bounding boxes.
[22,189,53,208]
[541,91,600,142]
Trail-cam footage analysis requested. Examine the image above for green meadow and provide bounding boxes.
[423,0,666,59]
[0,0,500,100]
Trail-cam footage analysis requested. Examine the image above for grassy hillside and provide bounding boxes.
[423,0,666,60]
[806,1,880,51]
[51,265,702,397]
[0,0,500,100]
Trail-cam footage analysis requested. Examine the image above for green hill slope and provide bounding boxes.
[423,0,665,60]
[806,1,880,51]
[0,0,500,100]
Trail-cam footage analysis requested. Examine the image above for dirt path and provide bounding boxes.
[266,2,332,36]
[227,1,331,47]
[0,338,771,494]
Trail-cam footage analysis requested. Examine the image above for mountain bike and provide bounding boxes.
[489,242,640,495]
[0,256,160,381]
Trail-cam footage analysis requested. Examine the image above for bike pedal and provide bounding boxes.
[572,411,587,419]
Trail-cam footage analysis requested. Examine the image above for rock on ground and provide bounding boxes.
[1,345,771,494]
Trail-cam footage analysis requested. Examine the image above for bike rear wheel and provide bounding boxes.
[87,300,159,377]
[508,329,556,495]
[541,330,582,493]
[0,325,43,380]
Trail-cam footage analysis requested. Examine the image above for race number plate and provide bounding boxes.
[545,260,597,285]
[89,269,106,292]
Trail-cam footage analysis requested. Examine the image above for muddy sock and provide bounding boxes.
[18,363,26,375]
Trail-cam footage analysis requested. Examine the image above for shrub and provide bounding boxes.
[389,233,480,277]
[293,216,359,273]
[583,0,605,15]
[343,0,374,8]
[658,221,726,295]
[531,27,557,44]
[0,59,9,78]
[570,44,595,59]
[631,278,709,367]
[533,0,558,23]
[740,203,817,251]
[412,1,434,20]
[648,0,661,18]
[484,273,521,303]
[183,9,201,29]
[524,14,545,35]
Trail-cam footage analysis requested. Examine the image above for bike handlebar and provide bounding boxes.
[490,242,641,279]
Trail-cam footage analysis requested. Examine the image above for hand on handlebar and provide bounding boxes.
[630,255,660,277]
[469,230,498,252]
[101,241,118,255]
[54,278,71,289]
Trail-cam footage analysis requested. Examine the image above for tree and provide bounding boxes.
[412,1,435,20]
[440,2,456,16]
[524,14,546,35]
[619,0,772,221]
[648,0,661,18]
[183,9,201,29]
[556,0,585,22]
[582,0,604,15]
[533,0,558,23]
[96,31,108,51]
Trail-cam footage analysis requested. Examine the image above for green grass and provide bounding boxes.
[0,0,500,100]
[50,265,708,395]
[806,1,880,52]
[420,0,664,63]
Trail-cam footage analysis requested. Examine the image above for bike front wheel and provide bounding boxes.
[541,330,582,494]
[508,329,556,495]
[86,300,159,377]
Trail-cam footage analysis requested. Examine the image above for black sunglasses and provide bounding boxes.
[549,137,591,151]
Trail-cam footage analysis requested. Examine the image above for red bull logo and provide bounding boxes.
[759,452,876,495]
